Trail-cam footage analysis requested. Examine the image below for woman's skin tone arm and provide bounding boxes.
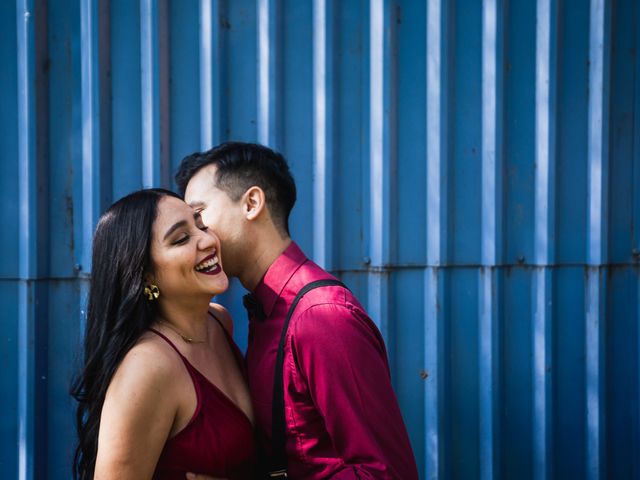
[93,341,179,480]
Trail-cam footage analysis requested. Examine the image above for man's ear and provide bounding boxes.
[243,186,266,221]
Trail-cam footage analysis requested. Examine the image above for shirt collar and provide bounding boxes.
[253,241,307,318]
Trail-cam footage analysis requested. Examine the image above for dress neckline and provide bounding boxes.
[148,318,253,427]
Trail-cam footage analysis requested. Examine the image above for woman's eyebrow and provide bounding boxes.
[163,220,188,240]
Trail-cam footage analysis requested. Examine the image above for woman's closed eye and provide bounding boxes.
[172,234,190,245]
[172,224,206,245]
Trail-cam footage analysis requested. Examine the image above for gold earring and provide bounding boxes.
[144,284,160,301]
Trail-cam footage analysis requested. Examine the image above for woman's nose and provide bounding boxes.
[198,229,218,249]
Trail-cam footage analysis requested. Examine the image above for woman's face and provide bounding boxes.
[149,196,229,302]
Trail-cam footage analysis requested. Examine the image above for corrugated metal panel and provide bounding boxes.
[1,1,638,478]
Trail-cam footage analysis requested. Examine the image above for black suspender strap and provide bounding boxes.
[268,279,347,478]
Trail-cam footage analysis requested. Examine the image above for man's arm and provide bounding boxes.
[291,303,419,480]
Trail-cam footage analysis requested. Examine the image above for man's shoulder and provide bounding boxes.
[292,251,332,277]
[289,253,342,290]
[290,269,355,308]
[291,291,381,344]
[288,301,388,369]
[284,247,368,318]
[284,260,389,367]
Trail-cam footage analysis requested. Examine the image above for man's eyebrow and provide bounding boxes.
[163,220,188,240]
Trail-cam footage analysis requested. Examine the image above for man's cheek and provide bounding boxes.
[201,212,217,229]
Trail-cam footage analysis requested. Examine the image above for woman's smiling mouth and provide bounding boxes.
[195,252,221,275]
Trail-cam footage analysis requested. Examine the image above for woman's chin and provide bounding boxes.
[207,275,229,297]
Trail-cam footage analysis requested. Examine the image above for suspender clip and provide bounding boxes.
[268,469,288,478]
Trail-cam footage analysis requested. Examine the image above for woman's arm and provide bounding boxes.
[93,340,180,479]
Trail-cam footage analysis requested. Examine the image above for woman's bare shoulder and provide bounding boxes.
[95,332,184,478]
[208,302,234,336]
[109,331,184,394]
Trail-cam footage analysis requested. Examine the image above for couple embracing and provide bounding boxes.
[72,142,418,479]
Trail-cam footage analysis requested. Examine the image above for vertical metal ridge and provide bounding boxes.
[368,0,395,345]
[635,28,640,263]
[424,267,443,480]
[532,268,552,480]
[257,0,279,148]
[479,268,499,480]
[585,268,606,480]
[481,0,500,268]
[81,0,101,272]
[158,0,170,187]
[200,0,222,150]
[533,1,557,479]
[638,273,640,471]
[141,0,161,187]
[425,1,447,478]
[426,0,445,268]
[534,0,553,267]
[17,285,35,480]
[312,0,334,270]
[17,2,36,280]
[636,50,640,479]
[480,1,502,478]
[586,1,610,478]
[368,0,390,268]
[17,1,36,478]
[587,0,609,267]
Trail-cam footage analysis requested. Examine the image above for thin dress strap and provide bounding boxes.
[207,311,247,373]
[149,327,189,359]
[148,328,202,391]
[207,310,230,336]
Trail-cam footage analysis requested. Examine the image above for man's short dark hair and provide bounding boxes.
[175,142,297,235]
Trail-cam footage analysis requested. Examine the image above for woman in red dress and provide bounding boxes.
[72,189,255,479]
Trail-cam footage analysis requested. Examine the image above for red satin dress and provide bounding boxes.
[149,320,255,480]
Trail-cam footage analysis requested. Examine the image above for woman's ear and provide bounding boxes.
[243,186,266,221]
[143,272,155,286]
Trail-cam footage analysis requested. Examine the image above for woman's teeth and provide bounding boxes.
[195,256,219,272]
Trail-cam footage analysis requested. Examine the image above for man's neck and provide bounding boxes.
[239,234,292,292]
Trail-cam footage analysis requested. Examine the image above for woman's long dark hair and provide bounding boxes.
[71,188,181,479]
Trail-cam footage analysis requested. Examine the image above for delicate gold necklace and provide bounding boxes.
[158,320,206,344]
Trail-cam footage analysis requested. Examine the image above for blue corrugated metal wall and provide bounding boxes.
[1,1,639,479]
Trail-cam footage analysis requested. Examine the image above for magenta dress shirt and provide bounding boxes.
[246,242,418,479]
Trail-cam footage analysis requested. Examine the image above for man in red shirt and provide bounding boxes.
[176,142,418,479]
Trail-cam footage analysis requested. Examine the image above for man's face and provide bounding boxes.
[184,164,246,278]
